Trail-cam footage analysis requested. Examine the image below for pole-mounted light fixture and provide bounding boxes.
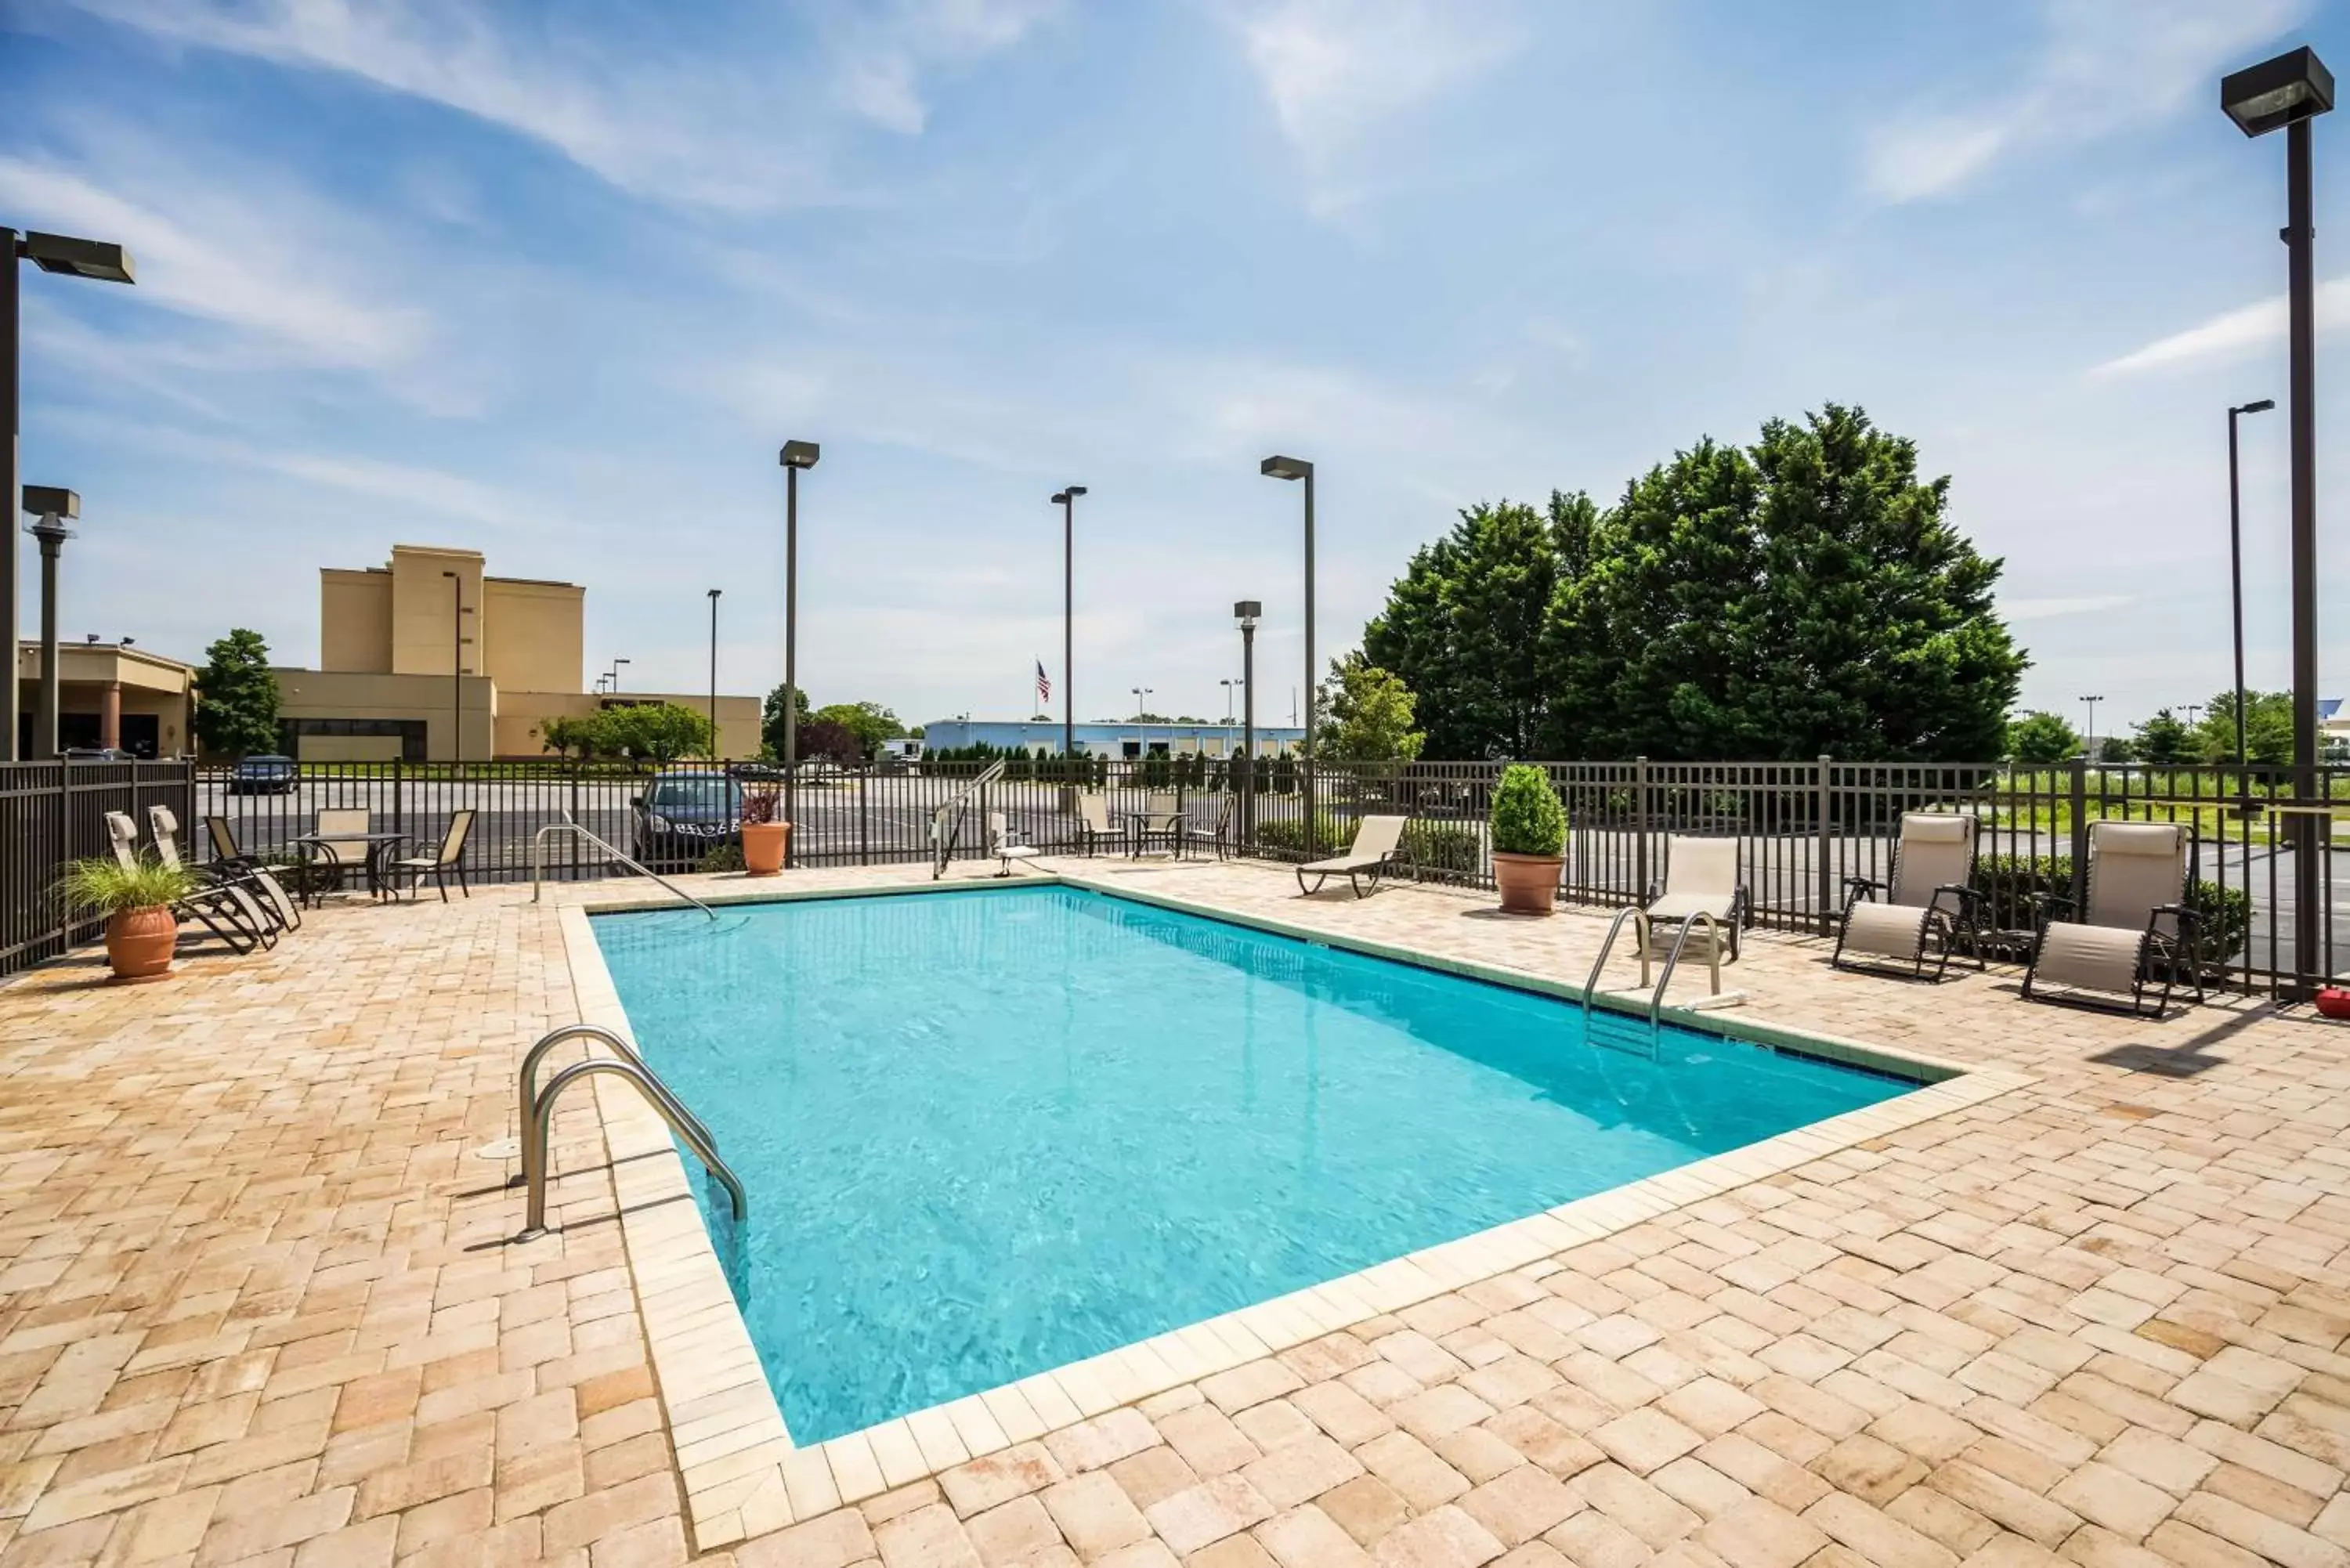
[20,485,78,761]
[779,440,819,866]
[2222,46,2334,137]
[1052,486,1086,775]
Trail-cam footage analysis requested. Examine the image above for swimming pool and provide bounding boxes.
[594,884,1914,1444]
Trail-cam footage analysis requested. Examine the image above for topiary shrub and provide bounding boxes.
[1490,764,1567,858]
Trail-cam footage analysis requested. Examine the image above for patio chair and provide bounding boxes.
[987,812,1040,877]
[1180,793,1235,861]
[1072,793,1118,856]
[1132,792,1184,857]
[150,805,301,934]
[1296,815,1412,898]
[306,807,371,896]
[2023,822,2204,1017]
[387,810,475,901]
[1831,812,1983,982]
[1645,836,1747,961]
[103,811,271,954]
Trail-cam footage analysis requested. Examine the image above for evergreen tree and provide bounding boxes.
[193,629,280,758]
[2131,709,2196,764]
[1315,654,1425,762]
[2005,710,2080,764]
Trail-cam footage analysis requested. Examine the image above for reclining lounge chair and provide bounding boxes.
[1296,815,1411,898]
[2023,821,2204,1017]
[153,805,302,933]
[103,811,273,954]
[1832,812,1983,981]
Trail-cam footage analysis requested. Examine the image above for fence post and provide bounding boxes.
[859,766,870,865]
[1633,756,1650,901]
[569,764,582,882]
[392,757,404,843]
[2068,759,2089,911]
[1815,755,1834,935]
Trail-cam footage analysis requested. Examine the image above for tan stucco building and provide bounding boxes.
[275,544,761,761]
[13,642,197,758]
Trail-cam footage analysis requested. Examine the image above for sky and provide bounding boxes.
[4,0,2348,742]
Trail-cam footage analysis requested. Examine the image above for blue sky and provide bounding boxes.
[3,0,2345,740]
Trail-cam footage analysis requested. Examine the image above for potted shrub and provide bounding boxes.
[739,782,789,876]
[1490,764,1568,914]
[56,855,199,981]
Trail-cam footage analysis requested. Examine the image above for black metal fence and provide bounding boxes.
[5,757,2336,998]
[2,761,197,977]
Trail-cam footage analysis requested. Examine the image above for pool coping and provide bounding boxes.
[559,873,2035,1550]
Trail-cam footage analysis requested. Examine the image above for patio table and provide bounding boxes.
[292,831,409,905]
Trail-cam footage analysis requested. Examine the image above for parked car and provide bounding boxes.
[630,773,744,867]
[60,746,135,761]
[228,754,299,794]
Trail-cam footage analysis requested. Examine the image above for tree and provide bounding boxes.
[2195,690,2294,765]
[2006,710,2080,765]
[193,629,281,758]
[598,703,712,764]
[2132,709,2196,764]
[1316,653,1425,762]
[1365,405,2026,761]
[2094,732,2137,764]
[759,684,813,760]
[810,701,906,759]
[536,714,601,761]
[796,717,862,765]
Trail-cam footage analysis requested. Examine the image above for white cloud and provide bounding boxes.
[1220,0,1517,172]
[1861,0,2308,203]
[0,154,427,372]
[2004,594,2135,622]
[66,0,1058,209]
[2092,276,2350,377]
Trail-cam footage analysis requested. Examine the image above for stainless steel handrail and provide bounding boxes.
[1648,911,1723,1029]
[519,1055,746,1237]
[530,812,717,917]
[515,1024,717,1193]
[1581,907,1651,1016]
[932,759,1007,879]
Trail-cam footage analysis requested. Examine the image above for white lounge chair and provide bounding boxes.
[2024,821,2204,1017]
[1645,836,1746,961]
[103,811,272,954]
[149,804,301,934]
[988,811,1040,877]
[1832,812,1982,981]
[1296,815,1411,898]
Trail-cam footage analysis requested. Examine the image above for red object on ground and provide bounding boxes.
[2316,988,2350,1019]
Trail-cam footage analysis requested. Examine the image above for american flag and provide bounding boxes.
[1036,660,1052,704]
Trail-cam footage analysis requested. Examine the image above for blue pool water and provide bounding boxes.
[595,886,1911,1442]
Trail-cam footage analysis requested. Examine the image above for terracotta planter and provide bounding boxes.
[105,905,178,981]
[741,822,790,876]
[1491,851,1564,915]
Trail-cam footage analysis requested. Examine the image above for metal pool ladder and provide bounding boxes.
[530,810,717,918]
[931,759,1007,878]
[1581,907,1741,1046]
[514,1024,744,1239]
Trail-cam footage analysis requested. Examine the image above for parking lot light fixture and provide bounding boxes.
[21,485,78,761]
[1052,486,1086,772]
[779,440,819,865]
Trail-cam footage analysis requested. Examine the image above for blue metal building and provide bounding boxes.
[919,718,1305,759]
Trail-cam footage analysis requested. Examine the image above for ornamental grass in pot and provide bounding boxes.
[1490,764,1568,914]
[739,782,789,876]
[56,855,199,981]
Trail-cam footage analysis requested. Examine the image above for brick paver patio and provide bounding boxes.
[1,857,2345,1566]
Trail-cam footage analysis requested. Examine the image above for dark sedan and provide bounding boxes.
[630,774,743,869]
[228,754,299,794]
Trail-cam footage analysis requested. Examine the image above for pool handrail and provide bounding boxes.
[931,759,1007,879]
[515,1024,717,1188]
[530,811,717,918]
[1647,910,1723,1031]
[1581,906,1652,1015]
[518,1053,745,1238]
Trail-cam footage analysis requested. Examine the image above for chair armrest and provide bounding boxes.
[1842,875,1885,898]
[1927,882,1982,914]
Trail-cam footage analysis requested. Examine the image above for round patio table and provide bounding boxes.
[291,831,410,905]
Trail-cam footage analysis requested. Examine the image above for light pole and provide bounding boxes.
[606,657,630,694]
[1131,687,1152,721]
[442,570,473,764]
[1236,602,1260,843]
[1260,455,1315,838]
[1220,678,1240,722]
[1052,486,1086,781]
[3,231,134,761]
[20,486,74,761]
[707,588,722,761]
[2224,45,2334,995]
[2080,695,2103,760]
[2227,398,2276,800]
[779,439,819,865]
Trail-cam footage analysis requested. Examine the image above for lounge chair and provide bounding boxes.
[1181,793,1235,861]
[1072,793,1118,856]
[1296,815,1412,898]
[1832,812,1982,981]
[150,805,301,933]
[388,810,475,901]
[103,811,272,954]
[987,812,1040,877]
[2023,822,2204,1017]
[1645,836,1747,961]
